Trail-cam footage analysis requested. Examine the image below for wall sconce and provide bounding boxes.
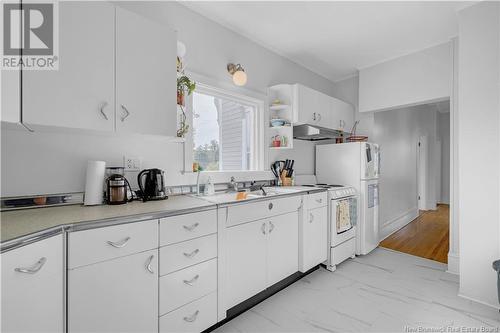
[227,63,247,86]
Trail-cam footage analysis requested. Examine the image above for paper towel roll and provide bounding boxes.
[84,160,106,206]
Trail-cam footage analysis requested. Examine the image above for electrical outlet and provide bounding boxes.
[123,156,141,171]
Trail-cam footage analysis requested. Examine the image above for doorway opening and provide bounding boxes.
[380,102,450,264]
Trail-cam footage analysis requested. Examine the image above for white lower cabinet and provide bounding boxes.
[68,249,158,333]
[1,235,63,333]
[267,212,299,285]
[225,211,299,309]
[299,204,328,272]
[159,292,217,333]
[225,219,268,309]
[160,259,217,315]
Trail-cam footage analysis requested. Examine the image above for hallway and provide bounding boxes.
[380,205,449,263]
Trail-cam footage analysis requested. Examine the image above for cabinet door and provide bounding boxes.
[267,212,299,286]
[68,249,158,333]
[1,235,63,333]
[331,98,354,132]
[22,2,115,131]
[225,220,267,309]
[316,92,331,127]
[116,7,177,136]
[300,207,328,272]
[294,84,319,124]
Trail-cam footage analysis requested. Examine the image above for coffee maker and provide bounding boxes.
[106,174,133,205]
[137,168,168,202]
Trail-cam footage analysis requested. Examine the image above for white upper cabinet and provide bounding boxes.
[20,3,177,136]
[22,2,115,132]
[115,7,177,136]
[1,235,64,333]
[291,83,354,131]
[329,97,355,132]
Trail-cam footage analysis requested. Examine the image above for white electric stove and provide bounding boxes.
[301,183,359,271]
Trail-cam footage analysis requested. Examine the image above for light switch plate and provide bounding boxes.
[123,156,142,171]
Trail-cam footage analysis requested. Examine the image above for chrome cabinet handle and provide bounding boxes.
[99,101,109,120]
[183,274,199,286]
[183,249,200,258]
[120,104,130,122]
[309,213,314,223]
[145,255,155,274]
[15,257,47,274]
[316,198,323,204]
[183,223,199,232]
[106,236,131,248]
[268,203,273,210]
[313,112,316,121]
[261,222,266,235]
[269,221,275,233]
[317,113,322,122]
[183,310,199,322]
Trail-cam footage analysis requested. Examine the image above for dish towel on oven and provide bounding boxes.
[337,200,352,233]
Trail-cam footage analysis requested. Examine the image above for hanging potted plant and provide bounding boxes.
[176,75,196,137]
[177,75,195,106]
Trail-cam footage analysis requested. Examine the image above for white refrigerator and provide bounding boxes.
[316,142,380,255]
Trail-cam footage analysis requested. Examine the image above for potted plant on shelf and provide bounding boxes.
[176,75,196,138]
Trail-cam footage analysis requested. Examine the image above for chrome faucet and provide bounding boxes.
[229,176,238,192]
[196,170,201,195]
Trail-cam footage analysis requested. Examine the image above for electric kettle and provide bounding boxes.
[137,168,168,202]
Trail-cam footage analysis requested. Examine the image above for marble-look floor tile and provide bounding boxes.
[214,248,500,333]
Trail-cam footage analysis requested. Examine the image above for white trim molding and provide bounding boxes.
[446,251,459,275]
[379,207,419,241]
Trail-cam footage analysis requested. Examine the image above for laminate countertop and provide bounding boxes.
[1,187,326,251]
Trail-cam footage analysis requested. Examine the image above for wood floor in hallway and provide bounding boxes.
[380,204,449,263]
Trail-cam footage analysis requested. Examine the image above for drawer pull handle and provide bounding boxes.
[268,203,273,210]
[183,310,199,322]
[309,213,314,223]
[106,237,131,248]
[145,255,155,274]
[261,222,266,235]
[15,257,47,274]
[269,221,275,233]
[183,223,199,232]
[183,274,199,286]
[316,198,323,204]
[183,249,200,258]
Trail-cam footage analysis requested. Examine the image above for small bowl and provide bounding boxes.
[270,119,285,127]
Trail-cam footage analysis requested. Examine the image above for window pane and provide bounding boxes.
[192,91,255,171]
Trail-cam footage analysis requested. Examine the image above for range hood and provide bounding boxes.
[293,124,345,141]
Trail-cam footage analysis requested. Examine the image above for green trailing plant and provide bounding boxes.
[176,75,196,137]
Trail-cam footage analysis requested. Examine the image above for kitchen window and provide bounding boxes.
[191,84,264,171]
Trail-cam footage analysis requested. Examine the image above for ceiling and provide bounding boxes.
[182,1,467,82]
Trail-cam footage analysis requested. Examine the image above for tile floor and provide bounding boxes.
[215,248,500,332]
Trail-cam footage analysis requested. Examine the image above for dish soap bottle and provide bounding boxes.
[204,176,215,195]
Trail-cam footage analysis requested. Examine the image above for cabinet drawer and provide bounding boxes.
[159,292,217,333]
[1,235,64,333]
[160,234,217,275]
[305,191,328,210]
[160,258,217,315]
[160,210,217,246]
[226,196,302,227]
[68,219,158,268]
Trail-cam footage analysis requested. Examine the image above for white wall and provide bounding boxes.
[373,105,439,239]
[457,2,500,308]
[1,1,338,197]
[359,42,452,113]
[437,112,450,204]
